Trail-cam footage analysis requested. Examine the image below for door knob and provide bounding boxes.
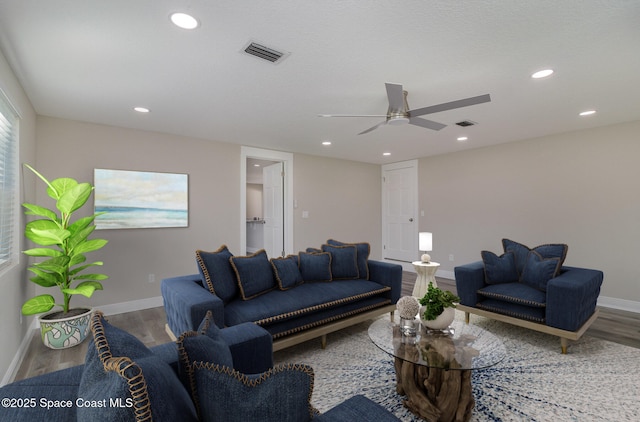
[409,218,414,222]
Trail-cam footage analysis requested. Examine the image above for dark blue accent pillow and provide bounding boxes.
[196,245,238,303]
[79,312,197,421]
[321,244,359,280]
[481,251,518,284]
[298,251,332,282]
[502,239,568,277]
[520,250,561,292]
[230,249,276,300]
[327,239,370,279]
[271,255,304,290]
[192,362,316,422]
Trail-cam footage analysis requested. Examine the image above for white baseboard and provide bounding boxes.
[597,296,640,313]
[3,296,164,386]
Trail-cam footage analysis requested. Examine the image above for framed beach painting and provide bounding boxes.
[94,169,188,229]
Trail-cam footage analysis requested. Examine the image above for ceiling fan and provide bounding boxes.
[319,83,491,135]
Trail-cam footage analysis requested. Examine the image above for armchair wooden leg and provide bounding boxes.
[321,334,327,349]
[464,312,470,324]
[390,310,395,322]
[560,337,568,354]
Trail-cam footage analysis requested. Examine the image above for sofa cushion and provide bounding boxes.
[502,239,568,277]
[327,239,371,279]
[481,251,518,284]
[78,311,197,421]
[196,245,238,303]
[321,244,359,280]
[230,249,276,300]
[298,251,332,282]
[477,282,546,308]
[191,362,316,422]
[520,250,561,292]
[271,255,304,290]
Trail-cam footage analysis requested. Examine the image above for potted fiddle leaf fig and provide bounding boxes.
[21,164,108,349]
[418,282,460,331]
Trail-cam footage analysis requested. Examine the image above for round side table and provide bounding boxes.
[411,261,440,298]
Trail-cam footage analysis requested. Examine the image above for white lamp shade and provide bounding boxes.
[419,232,432,252]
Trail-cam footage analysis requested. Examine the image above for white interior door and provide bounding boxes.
[263,162,284,258]
[382,160,418,262]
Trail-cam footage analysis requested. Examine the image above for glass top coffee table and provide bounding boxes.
[369,315,506,422]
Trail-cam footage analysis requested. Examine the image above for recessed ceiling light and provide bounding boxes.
[457,136,468,141]
[531,69,554,79]
[170,12,199,29]
[253,164,260,167]
[579,110,596,116]
[383,152,391,156]
[134,107,150,113]
[322,141,332,146]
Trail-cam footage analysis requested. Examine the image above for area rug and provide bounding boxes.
[274,311,640,421]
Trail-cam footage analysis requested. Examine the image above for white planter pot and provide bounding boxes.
[39,308,93,349]
[420,306,455,331]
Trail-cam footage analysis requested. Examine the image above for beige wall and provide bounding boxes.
[0,49,37,383]
[293,154,382,258]
[32,117,383,312]
[418,120,640,304]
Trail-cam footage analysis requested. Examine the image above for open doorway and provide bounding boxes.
[240,147,294,257]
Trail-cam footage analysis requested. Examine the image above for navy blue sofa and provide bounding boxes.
[162,243,402,350]
[0,311,400,421]
[455,239,603,353]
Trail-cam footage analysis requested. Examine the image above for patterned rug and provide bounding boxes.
[274,311,640,421]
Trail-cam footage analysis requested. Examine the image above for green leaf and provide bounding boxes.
[28,228,70,246]
[25,220,62,245]
[50,177,78,199]
[27,267,64,286]
[57,182,92,215]
[22,248,64,258]
[33,256,71,273]
[22,203,58,220]
[72,238,108,255]
[22,295,56,315]
[69,253,87,268]
[72,273,109,282]
[67,225,94,250]
[69,261,102,276]
[23,164,58,199]
[29,274,58,288]
[68,216,97,236]
[63,281,103,298]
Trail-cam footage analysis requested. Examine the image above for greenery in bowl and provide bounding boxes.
[418,282,460,321]
[21,164,109,317]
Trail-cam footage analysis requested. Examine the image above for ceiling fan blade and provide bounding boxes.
[409,117,447,131]
[408,94,491,117]
[385,83,405,112]
[358,120,387,135]
[318,114,388,118]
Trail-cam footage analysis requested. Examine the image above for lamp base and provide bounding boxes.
[421,253,431,263]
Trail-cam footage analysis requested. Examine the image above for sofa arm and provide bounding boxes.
[161,274,225,336]
[454,261,486,307]
[220,323,273,374]
[368,260,403,304]
[546,266,603,331]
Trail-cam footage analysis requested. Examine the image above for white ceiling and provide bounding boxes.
[1,1,639,164]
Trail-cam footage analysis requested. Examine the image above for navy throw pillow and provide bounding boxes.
[196,245,238,303]
[321,244,359,280]
[502,239,568,277]
[481,251,518,284]
[298,252,332,282]
[271,255,304,290]
[327,239,370,279]
[520,250,561,292]
[230,249,276,300]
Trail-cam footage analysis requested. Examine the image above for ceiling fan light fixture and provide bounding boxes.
[387,116,409,126]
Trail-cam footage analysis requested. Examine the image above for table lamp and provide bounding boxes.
[419,232,432,263]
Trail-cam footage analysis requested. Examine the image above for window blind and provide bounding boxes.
[0,90,19,272]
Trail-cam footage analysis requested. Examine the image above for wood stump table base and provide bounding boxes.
[394,356,474,422]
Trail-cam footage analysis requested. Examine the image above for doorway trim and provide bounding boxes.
[240,146,294,256]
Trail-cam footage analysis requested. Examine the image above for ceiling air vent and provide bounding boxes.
[455,120,476,127]
[242,41,290,64]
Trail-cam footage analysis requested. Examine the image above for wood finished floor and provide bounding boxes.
[13,272,640,382]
